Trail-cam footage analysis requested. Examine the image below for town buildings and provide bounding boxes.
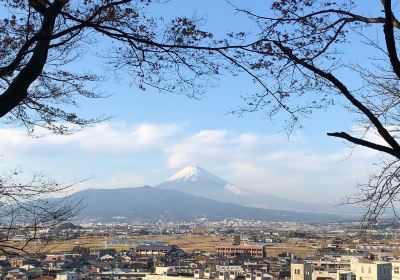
[215,236,266,258]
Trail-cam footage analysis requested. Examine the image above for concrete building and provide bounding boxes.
[155,267,176,276]
[219,271,229,280]
[203,269,214,279]
[215,235,266,258]
[255,272,273,280]
[144,275,195,280]
[392,262,400,280]
[308,260,351,271]
[215,244,266,258]
[350,259,391,280]
[135,245,179,256]
[312,270,337,280]
[90,270,146,280]
[194,269,204,279]
[89,249,116,258]
[217,266,243,273]
[55,272,79,280]
[291,263,312,280]
[246,272,273,280]
[4,269,27,280]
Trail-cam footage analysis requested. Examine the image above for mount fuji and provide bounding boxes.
[157,166,244,198]
[50,166,358,221]
[65,186,347,221]
[156,166,359,215]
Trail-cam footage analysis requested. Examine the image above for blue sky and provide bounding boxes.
[0,1,389,203]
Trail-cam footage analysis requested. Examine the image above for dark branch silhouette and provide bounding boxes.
[3,0,400,228]
[0,168,81,256]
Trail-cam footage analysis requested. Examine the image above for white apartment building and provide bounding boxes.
[350,258,391,280]
[337,270,356,280]
[292,263,312,280]
[391,262,400,280]
[55,272,80,280]
[291,258,392,280]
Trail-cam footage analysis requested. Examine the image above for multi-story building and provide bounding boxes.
[135,245,180,256]
[350,258,391,280]
[312,269,338,280]
[392,262,400,280]
[215,244,266,258]
[337,270,356,280]
[291,263,312,280]
[55,272,80,280]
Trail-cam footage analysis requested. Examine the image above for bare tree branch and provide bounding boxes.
[382,0,400,80]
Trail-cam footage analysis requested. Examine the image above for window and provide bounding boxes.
[361,267,364,274]
[394,266,399,274]
[294,269,301,275]
[368,267,371,274]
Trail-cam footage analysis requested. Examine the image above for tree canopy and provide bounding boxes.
[2,0,400,227]
[227,0,400,227]
[0,0,229,134]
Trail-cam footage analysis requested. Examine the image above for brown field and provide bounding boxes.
[29,235,225,253]
[21,235,321,257]
[163,236,223,252]
[263,239,321,258]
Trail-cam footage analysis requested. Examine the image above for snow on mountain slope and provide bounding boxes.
[156,166,361,215]
[167,166,225,183]
[162,166,244,195]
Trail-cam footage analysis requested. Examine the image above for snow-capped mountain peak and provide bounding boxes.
[167,166,224,183]
[159,166,246,198]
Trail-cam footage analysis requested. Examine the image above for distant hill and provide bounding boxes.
[68,186,354,222]
[156,166,360,215]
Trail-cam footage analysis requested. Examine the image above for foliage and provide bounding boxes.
[224,0,400,228]
[2,0,400,228]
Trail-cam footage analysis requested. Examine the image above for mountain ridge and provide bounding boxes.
[157,165,360,214]
[68,186,354,222]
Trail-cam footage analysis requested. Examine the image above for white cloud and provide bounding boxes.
[0,122,180,156]
[73,123,179,154]
[79,171,147,190]
[164,129,379,202]
[166,129,231,168]
[0,122,384,203]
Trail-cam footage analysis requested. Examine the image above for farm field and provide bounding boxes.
[27,235,322,258]
[34,235,225,253]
